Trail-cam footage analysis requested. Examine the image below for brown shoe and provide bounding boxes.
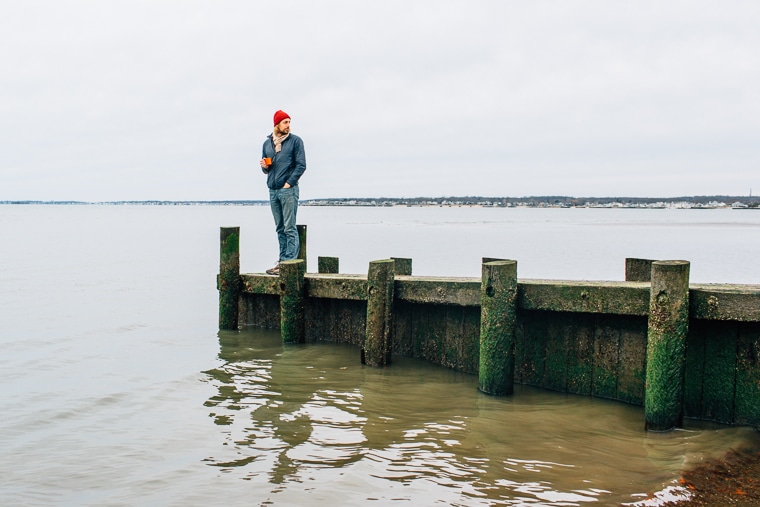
[265,264,280,275]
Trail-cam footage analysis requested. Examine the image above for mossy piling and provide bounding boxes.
[363,259,395,367]
[318,256,339,274]
[645,260,691,431]
[391,257,413,276]
[279,259,306,344]
[478,260,518,396]
[297,225,307,272]
[218,226,240,330]
[625,258,654,282]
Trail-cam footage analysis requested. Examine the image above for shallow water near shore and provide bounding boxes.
[204,329,759,506]
[1,204,758,506]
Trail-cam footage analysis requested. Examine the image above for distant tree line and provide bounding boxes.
[2,196,758,207]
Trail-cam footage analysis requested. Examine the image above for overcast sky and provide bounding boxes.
[2,1,759,201]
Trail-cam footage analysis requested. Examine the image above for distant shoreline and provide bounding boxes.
[1,196,758,209]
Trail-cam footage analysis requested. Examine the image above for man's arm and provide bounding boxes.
[260,141,271,173]
[286,137,306,187]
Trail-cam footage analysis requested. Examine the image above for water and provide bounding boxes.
[1,204,758,506]
[292,205,760,283]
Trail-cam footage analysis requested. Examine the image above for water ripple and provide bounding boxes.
[196,331,760,506]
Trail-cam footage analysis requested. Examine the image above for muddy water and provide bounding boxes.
[2,204,758,506]
[204,329,759,506]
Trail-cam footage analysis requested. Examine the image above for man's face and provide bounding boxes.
[275,118,291,135]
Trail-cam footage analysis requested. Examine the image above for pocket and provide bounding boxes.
[280,186,298,204]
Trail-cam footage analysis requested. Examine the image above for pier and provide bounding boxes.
[218,226,760,430]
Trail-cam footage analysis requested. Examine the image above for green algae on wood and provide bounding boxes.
[479,260,517,396]
[684,320,737,424]
[318,256,339,274]
[616,317,648,405]
[240,274,280,295]
[515,311,548,387]
[544,316,569,392]
[565,314,595,395]
[239,293,280,329]
[393,300,480,374]
[391,257,412,276]
[305,297,366,345]
[306,274,367,301]
[625,258,655,282]
[690,284,760,321]
[280,259,306,344]
[645,260,690,431]
[734,322,760,427]
[363,259,395,367]
[700,321,737,423]
[519,280,650,316]
[219,227,240,330]
[592,316,622,400]
[394,277,480,306]
[297,225,307,272]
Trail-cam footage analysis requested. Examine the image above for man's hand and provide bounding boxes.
[283,182,291,189]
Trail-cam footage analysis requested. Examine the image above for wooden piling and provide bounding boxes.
[280,259,306,344]
[363,259,395,367]
[219,227,240,330]
[626,258,655,282]
[318,256,339,274]
[479,260,518,396]
[297,224,307,272]
[645,260,690,431]
[391,257,413,276]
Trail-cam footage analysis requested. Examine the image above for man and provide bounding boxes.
[260,109,306,275]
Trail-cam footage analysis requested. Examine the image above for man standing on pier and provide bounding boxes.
[260,109,307,276]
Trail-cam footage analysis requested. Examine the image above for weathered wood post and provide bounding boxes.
[219,227,240,330]
[645,260,690,431]
[363,259,395,367]
[297,224,307,272]
[279,259,306,344]
[391,257,412,276]
[626,258,655,282]
[479,260,518,396]
[318,256,339,274]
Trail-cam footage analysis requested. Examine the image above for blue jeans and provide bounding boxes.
[269,185,299,261]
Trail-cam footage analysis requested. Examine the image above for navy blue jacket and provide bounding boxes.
[261,133,306,189]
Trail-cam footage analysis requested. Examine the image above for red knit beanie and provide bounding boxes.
[273,110,290,126]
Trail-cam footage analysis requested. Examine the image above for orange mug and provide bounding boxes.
[264,157,272,165]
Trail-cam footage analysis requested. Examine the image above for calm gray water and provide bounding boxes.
[1,204,759,507]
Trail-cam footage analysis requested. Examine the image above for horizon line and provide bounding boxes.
[1,194,758,205]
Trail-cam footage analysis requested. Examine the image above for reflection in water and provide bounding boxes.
[203,328,760,506]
